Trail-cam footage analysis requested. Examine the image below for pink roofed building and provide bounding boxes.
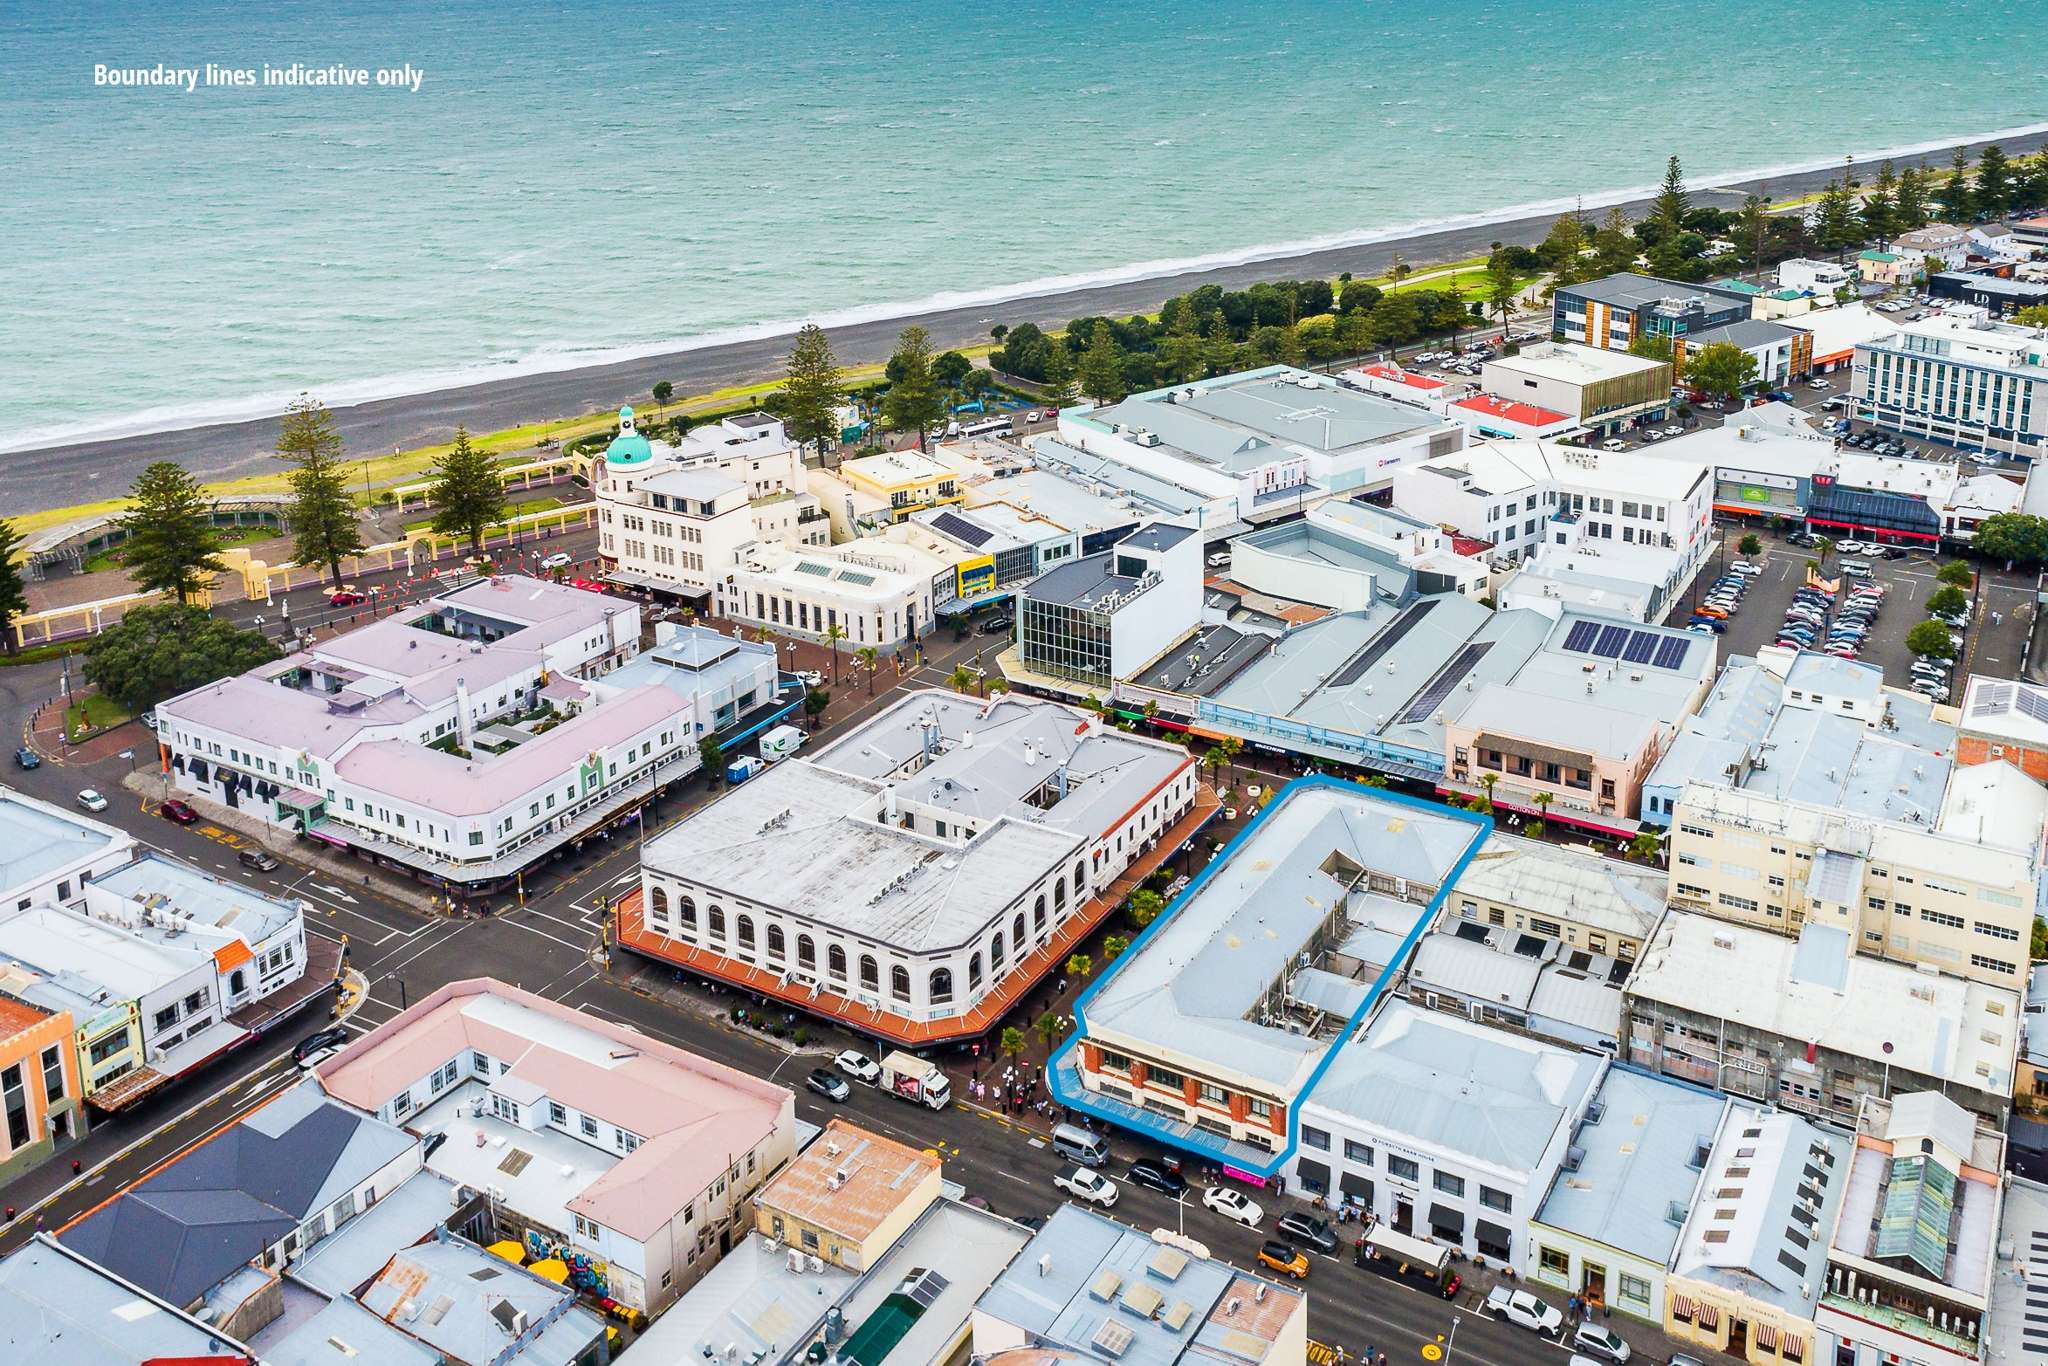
[1341,362,1458,411]
[316,977,796,1315]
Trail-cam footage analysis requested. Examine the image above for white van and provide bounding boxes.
[1051,1123,1109,1167]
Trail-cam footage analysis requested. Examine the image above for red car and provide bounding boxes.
[159,798,199,825]
[329,588,367,607]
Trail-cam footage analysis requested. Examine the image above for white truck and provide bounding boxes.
[879,1050,951,1110]
[1485,1286,1564,1335]
[759,724,807,763]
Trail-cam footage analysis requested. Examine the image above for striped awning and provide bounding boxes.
[1696,1301,1720,1330]
[1670,1294,1696,1320]
[1755,1323,1778,1350]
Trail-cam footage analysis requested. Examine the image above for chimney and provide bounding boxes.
[455,676,475,750]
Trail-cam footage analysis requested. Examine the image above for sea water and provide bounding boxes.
[1,0,2042,451]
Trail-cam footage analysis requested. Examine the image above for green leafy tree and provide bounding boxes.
[1861,160,1900,241]
[1103,934,1131,962]
[1485,251,1521,330]
[1811,178,1861,260]
[699,736,725,781]
[1034,1010,1063,1053]
[1628,830,1663,861]
[1685,341,1759,401]
[781,323,844,458]
[427,426,508,555]
[880,326,944,449]
[2011,305,2048,328]
[1939,148,1975,222]
[1536,212,1588,280]
[1065,953,1093,982]
[1128,889,1164,929]
[931,350,974,389]
[1976,144,2014,217]
[1592,207,1638,276]
[1734,193,1771,266]
[803,686,831,729]
[116,462,227,603]
[1926,585,1969,617]
[84,603,279,713]
[1738,533,1763,558]
[277,394,365,585]
[651,380,674,416]
[0,519,29,652]
[1972,512,2048,564]
[1077,322,1128,404]
[1906,619,1958,659]
[1628,333,1674,364]
[1040,341,1078,408]
[821,623,846,682]
[947,664,977,696]
[1936,559,1976,588]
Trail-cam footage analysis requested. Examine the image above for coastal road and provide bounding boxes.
[12,129,2046,510]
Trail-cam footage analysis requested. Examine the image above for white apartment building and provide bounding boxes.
[626,691,1199,1045]
[1480,344,1673,435]
[1778,258,1855,296]
[156,576,698,890]
[716,531,955,652]
[1853,312,2048,459]
[314,977,796,1315]
[597,406,829,599]
[1291,1000,1606,1265]
[0,787,135,913]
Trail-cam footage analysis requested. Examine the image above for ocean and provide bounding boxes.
[2,0,2043,453]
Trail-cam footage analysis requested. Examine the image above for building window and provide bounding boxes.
[679,896,697,928]
[968,953,983,991]
[829,945,847,980]
[930,967,954,1004]
[1538,1245,1570,1281]
[1389,1156,1420,1182]
[859,955,879,992]
[650,887,668,920]
[798,934,816,969]
[1480,1185,1511,1213]
[736,914,755,951]
[581,1115,599,1138]
[708,905,726,939]
[40,1045,63,1103]
[2,1064,28,1151]
[1302,1126,1330,1151]
[1344,1140,1374,1165]
[766,924,786,959]
[1619,1273,1650,1308]
[890,964,911,1003]
[1434,1171,1465,1197]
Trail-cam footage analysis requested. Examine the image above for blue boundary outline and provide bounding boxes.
[1047,772,1492,1178]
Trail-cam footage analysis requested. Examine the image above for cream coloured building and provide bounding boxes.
[754,1120,942,1273]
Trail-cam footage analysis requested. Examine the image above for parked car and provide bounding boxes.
[1125,1158,1187,1197]
[1486,1286,1565,1334]
[297,1045,343,1072]
[1730,561,1764,575]
[1202,1186,1263,1227]
[1842,563,1873,578]
[329,586,367,606]
[1687,618,1726,634]
[13,747,40,770]
[806,1068,852,1102]
[1274,1212,1340,1255]
[540,552,573,570]
[159,798,199,824]
[1054,1167,1119,1207]
[237,848,281,873]
[978,613,1014,636]
[75,788,109,812]
[1255,1241,1310,1280]
[294,1026,350,1062]
[1571,1322,1633,1363]
[835,1050,882,1085]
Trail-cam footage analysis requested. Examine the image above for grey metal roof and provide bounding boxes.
[1307,999,1605,1175]
[1560,272,1755,311]
[61,1082,414,1310]
[1235,519,1416,602]
[1687,318,1797,350]
[258,1295,440,1366]
[0,1235,259,1366]
[1671,1109,1852,1315]
[358,1230,604,1366]
[1022,551,1145,610]
[0,791,126,902]
[1533,1068,1734,1266]
[1130,624,1277,697]
[1119,522,1196,552]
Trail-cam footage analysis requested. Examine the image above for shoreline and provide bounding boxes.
[7,124,2046,517]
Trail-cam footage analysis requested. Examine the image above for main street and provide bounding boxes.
[0,611,1693,1366]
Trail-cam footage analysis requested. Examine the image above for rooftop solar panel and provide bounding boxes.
[1329,599,1438,687]
[931,510,994,548]
[1592,624,1631,658]
[2019,689,2048,726]
[1623,630,1659,665]
[1396,641,1494,725]
[1562,620,1601,654]
[1653,636,1693,671]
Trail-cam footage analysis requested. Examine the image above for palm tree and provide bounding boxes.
[1034,1010,1063,1055]
[1532,791,1553,825]
[947,664,976,696]
[855,645,879,696]
[1203,746,1228,789]
[822,623,846,683]
[1478,773,1499,810]
[1629,830,1664,862]
[999,1026,1026,1067]
[1065,953,1092,983]
[1219,736,1243,781]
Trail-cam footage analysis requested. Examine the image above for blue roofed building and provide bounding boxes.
[1053,777,1488,1177]
[0,1233,263,1366]
[1526,1066,1744,1323]
[971,1204,1307,1366]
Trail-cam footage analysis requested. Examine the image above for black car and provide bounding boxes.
[1275,1211,1341,1255]
[807,1068,851,1102]
[1125,1158,1187,1197]
[238,848,282,873]
[13,747,39,770]
[293,1026,349,1062]
[977,614,1014,636]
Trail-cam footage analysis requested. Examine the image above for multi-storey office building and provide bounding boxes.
[1479,343,1675,435]
[1853,312,2048,459]
[1552,273,1755,351]
[1014,522,1202,691]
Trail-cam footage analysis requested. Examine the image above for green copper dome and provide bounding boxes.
[606,405,654,465]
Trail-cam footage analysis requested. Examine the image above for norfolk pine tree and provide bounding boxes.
[428,426,507,555]
[880,326,944,449]
[117,461,227,604]
[277,394,366,586]
[0,519,31,651]
[782,323,844,459]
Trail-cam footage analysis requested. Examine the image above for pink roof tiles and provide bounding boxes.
[317,978,792,1241]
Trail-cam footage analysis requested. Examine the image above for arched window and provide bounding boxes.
[650,887,669,919]
[708,905,726,938]
[860,955,880,992]
[828,944,847,980]
[1034,897,1047,933]
[930,967,954,1004]
[736,915,755,949]
[891,965,911,1002]
[798,935,816,969]
[230,969,246,996]
[968,953,984,991]
[1073,859,1087,893]
[1053,877,1067,910]
[989,933,1006,967]
[679,896,697,927]
[766,924,786,959]
[1013,914,1026,954]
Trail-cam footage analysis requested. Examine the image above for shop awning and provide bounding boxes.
[1475,1218,1512,1250]
[1429,1203,1465,1236]
[1295,1158,1331,1189]
[1339,1171,1374,1202]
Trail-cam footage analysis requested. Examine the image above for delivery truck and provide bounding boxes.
[879,1050,951,1110]
[759,724,807,763]
[725,755,765,784]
